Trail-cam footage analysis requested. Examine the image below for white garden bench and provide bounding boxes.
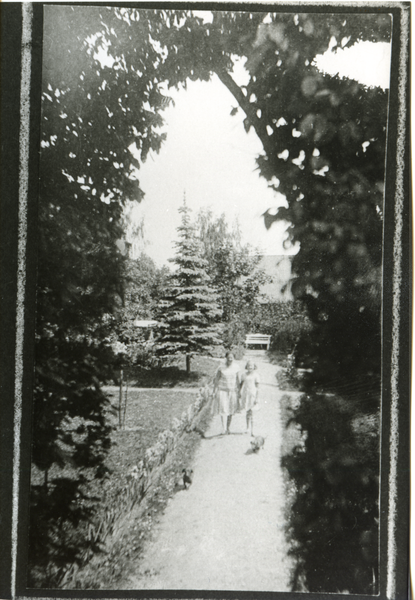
[245,333,271,350]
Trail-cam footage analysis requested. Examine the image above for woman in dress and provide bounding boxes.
[239,360,260,436]
[212,351,241,434]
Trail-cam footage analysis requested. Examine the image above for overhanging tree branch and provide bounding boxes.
[214,68,273,156]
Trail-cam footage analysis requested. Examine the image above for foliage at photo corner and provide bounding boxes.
[155,201,223,373]
[231,15,388,387]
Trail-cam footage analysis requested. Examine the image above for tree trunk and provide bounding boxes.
[122,377,128,429]
[119,368,123,428]
[186,354,191,374]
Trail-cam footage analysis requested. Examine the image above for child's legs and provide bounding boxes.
[226,415,232,431]
[220,415,226,432]
[246,409,253,431]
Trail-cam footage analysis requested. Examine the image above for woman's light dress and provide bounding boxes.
[239,371,260,411]
[212,363,241,417]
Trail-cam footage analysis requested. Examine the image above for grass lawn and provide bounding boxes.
[103,354,221,477]
[32,356,219,489]
[124,354,221,388]
[29,355,221,588]
[105,388,200,476]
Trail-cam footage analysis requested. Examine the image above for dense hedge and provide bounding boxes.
[282,392,380,594]
[250,301,312,354]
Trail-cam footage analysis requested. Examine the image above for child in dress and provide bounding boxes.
[239,360,260,436]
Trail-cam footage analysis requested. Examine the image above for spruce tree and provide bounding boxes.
[157,199,222,373]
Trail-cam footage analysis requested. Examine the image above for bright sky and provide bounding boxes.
[127,30,391,267]
[135,73,289,265]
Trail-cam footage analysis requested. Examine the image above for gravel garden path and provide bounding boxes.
[119,351,295,592]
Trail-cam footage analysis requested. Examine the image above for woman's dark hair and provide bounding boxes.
[225,350,234,358]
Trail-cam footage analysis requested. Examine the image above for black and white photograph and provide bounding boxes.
[0,2,411,599]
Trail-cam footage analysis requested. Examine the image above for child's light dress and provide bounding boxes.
[240,371,260,411]
[212,363,241,416]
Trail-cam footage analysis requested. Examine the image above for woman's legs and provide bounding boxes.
[226,415,232,433]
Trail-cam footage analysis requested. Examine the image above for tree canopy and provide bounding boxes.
[31,7,199,582]
[187,11,389,385]
[195,209,268,347]
[156,201,222,372]
[106,253,170,365]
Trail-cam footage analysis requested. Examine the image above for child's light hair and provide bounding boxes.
[245,360,257,370]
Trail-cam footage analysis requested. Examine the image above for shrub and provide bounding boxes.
[282,392,380,594]
[222,318,247,350]
[250,301,312,354]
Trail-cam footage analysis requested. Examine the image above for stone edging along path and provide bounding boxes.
[117,352,298,592]
[60,383,212,588]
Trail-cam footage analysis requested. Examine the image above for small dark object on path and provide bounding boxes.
[182,468,193,489]
[192,427,205,438]
[251,436,265,453]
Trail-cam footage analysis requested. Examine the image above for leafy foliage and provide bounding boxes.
[194,11,389,386]
[106,254,170,367]
[156,201,223,372]
[282,393,380,594]
[31,6,194,583]
[195,209,268,348]
[29,478,92,587]
[36,6,172,472]
[250,301,312,355]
